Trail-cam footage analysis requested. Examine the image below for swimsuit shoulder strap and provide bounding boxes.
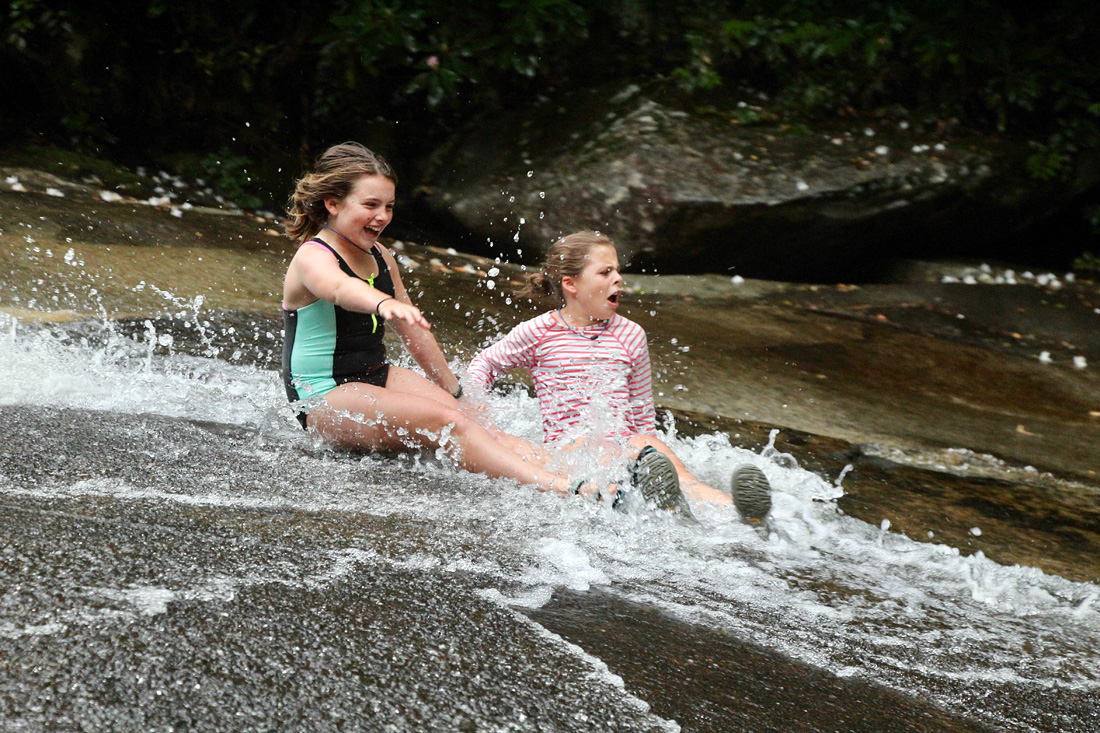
[369,245,388,272]
[302,238,339,257]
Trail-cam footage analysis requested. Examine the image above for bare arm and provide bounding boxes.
[375,246,460,395]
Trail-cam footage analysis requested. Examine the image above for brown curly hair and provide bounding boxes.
[284,142,397,241]
[517,230,618,302]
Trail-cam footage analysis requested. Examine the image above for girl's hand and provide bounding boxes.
[379,298,431,329]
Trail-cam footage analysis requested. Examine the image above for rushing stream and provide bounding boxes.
[2,302,1098,732]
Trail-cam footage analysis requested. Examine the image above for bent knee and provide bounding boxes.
[417,406,469,436]
[441,408,471,434]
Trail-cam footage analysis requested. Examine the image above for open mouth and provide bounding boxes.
[607,291,620,304]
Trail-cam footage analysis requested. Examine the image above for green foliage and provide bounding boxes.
[670,33,724,93]
[1071,204,1100,275]
[4,0,70,51]
[1025,147,1069,181]
[1073,250,1100,275]
[729,106,761,125]
[669,1,1100,142]
[2,0,1099,177]
[200,151,265,210]
[318,0,589,115]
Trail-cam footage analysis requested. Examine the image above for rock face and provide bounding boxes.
[415,83,1098,280]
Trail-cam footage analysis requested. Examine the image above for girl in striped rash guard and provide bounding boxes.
[468,231,772,519]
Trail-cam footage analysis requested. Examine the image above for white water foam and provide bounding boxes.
[1,312,286,429]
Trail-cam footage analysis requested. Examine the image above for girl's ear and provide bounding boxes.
[561,275,578,297]
[323,197,341,217]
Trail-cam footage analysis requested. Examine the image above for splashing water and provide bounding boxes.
[2,303,1098,731]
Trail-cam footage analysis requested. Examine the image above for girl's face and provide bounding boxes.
[564,245,623,322]
[324,174,395,248]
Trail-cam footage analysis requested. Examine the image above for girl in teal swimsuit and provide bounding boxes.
[281,142,591,496]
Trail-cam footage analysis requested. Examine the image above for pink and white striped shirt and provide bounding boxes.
[467,311,656,442]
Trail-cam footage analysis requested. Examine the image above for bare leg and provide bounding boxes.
[470,413,554,464]
[627,434,732,505]
[460,395,554,464]
[307,367,577,495]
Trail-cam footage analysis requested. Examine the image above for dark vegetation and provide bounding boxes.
[3,0,1099,265]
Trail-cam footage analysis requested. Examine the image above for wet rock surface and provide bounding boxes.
[528,588,997,733]
[415,82,1099,278]
[5,407,1093,732]
[632,276,1100,485]
[666,410,1100,585]
[0,407,670,732]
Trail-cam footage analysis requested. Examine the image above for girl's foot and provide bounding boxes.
[630,447,693,519]
[730,464,772,523]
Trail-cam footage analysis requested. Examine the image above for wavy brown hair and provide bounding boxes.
[284,142,397,241]
[517,230,617,302]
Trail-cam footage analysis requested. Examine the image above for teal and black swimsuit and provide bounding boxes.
[282,239,395,428]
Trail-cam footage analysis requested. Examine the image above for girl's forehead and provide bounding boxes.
[349,174,395,198]
[584,245,618,264]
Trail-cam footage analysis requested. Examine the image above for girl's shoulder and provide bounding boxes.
[516,310,560,332]
[495,310,559,344]
[609,314,645,335]
[607,314,649,351]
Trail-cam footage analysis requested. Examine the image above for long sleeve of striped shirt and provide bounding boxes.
[624,333,656,435]
[467,315,545,395]
[468,312,656,442]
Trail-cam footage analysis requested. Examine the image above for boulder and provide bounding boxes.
[414,83,1098,280]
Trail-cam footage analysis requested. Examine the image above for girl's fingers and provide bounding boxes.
[385,301,431,329]
[405,306,430,329]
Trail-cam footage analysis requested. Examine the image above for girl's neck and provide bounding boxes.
[557,304,606,327]
[321,223,373,255]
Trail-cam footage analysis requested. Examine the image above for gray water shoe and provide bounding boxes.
[631,446,693,518]
[731,464,773,523]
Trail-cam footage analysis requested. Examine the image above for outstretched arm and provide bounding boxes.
[289,242,431,329]
[376,246,460,395]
